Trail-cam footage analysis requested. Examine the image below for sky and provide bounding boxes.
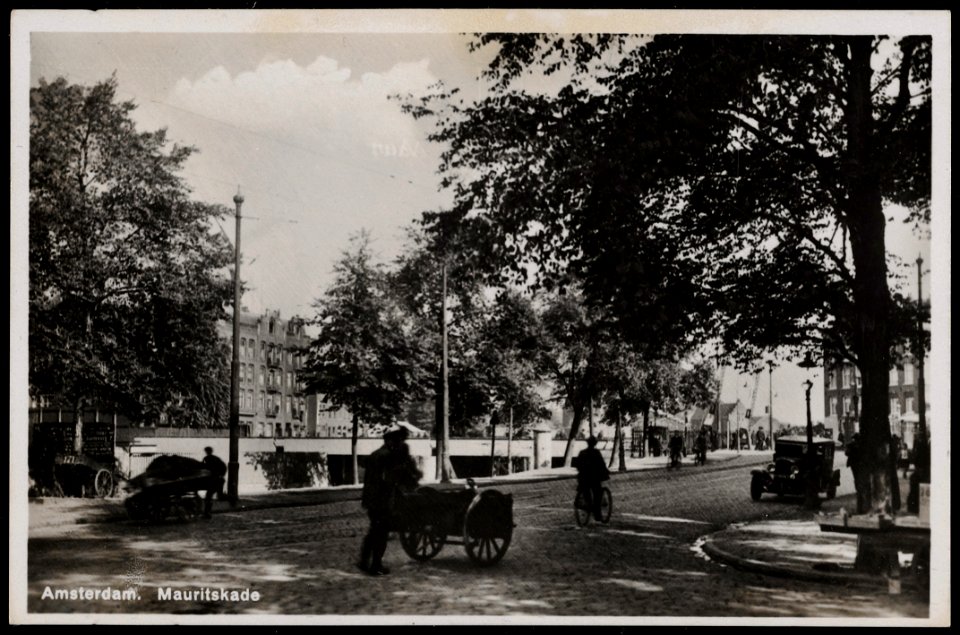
[13,10,948,428]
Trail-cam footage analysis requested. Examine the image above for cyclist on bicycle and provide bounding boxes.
[576,436,610,521]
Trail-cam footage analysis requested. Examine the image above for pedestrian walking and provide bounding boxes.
[694,429,708,465]
[358,425,422,576]
[575,436,609,521]
[201,446,226,518]
[668,431,684,468]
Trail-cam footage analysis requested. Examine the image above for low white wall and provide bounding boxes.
[118,436,543,491]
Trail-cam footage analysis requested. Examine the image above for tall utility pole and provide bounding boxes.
[802,378,819,509]
[227,189,243,506]
[438,259,451,483]
[767,360,774,446]
[916,254,927,483]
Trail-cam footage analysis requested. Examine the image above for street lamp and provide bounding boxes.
[766,360,775,448]
[915,254,927,483]
[227,188,243,506]
[798,352,820,509]
[801,378,820,509]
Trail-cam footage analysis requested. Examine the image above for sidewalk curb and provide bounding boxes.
[700,534,892,589]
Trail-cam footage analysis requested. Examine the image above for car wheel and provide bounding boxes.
[750,477,763,501]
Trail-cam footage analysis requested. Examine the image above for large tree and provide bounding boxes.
[29,76,234,447]
[404,34,931,522]
[301,231,429,484]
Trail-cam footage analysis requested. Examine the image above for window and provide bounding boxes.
[905,397,914,414]
[842,368,850,388]
[287,396,292,416]
[287,371,293,389]
[241,338,246,357]
[261,341,266,360]
[259,392,265,412]
[842,396,851,415]
[890,398,898,415]
[260,366,266,386]
[829,397,837,416]
[827,370,836,390]
[889,367,899,386]
[904,363,914,384]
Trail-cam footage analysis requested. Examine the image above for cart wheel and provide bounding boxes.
[463,491,513,567]
[146,498,169,523]
[94,469,114,498]
[750,476,764,501]
[574,490,591,527]
[173,494,201,522]
[399,523,446,561]
[599,487,613,524]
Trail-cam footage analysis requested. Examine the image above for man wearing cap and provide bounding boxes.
[576,436,610,521]
[358,425,422,575]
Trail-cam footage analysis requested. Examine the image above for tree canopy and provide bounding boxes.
[29,76,234,428]
[403,33,932,515]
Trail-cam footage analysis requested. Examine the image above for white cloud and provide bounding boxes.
[168,55,436,153]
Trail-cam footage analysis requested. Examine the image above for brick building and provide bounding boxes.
[822,353,929,445]
[221,310,311,438]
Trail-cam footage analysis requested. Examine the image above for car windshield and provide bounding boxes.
[775,443,806,458]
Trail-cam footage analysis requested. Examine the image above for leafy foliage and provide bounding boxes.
[403,33,932,513]
[301,231,429,427]
[29,76,233,427]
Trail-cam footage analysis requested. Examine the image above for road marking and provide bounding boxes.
[620,513,711,525]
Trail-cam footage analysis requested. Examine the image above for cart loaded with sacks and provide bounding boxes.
[123,455,222,523]
[392,479,514,567]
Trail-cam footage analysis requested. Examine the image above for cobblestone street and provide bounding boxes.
[26,456,929,619]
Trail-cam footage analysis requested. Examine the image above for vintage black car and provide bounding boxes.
[750,435,841,501]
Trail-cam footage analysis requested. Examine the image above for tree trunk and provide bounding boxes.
[562,403,585,467]
[350,412,359,485]
[844,36,900,573]
[642,402,650,458]
[608,415,619,469]
[506,407,513,475]
[618,417,627,472]
[73,398,84,455]
[490,414,497,477]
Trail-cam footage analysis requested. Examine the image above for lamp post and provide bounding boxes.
[798,352,820,509]
[767,360,774,448]
[437,259,450,482]
[802,378,820,509]
[227,189,243,506]
[916,254,927,483]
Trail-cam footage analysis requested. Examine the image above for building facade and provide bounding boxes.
[221,310,311,438]
[823,353,929,444]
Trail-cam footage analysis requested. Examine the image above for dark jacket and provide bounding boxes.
[361,444,421,513]
[576,447,609,485]
[202,454,227,478]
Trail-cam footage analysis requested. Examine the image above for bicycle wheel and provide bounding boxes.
[599,487,612,524]
[574,489,591,527]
